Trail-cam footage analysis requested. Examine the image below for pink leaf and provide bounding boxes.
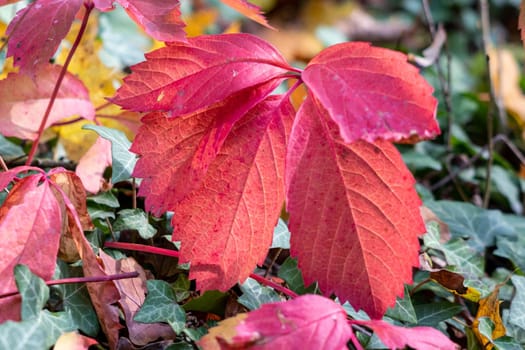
[220,0,274,29]
[285,94,423,318]
[231,295,352,349]
[353,320,458,350]
[111,33,292,115]
[302,42,439,143]
[76,137,112,193]
[6,0,83,75]
[0,65,95,140]
[131,81,282,216]
[0,173,62,322]
[93,0,114,11]
[116,0,185,42]
[169,96,292,291]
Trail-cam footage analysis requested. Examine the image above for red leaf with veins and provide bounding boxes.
[116,0,185,42]
[285,94,423,318]
[171,96,292,291]
[0,65,95,140]
[0,172,62,322]
[302,42,439,143]
[231,295,351,349]
[132,81,282,216]
[6,0,83,75]
[353,320,458,350]
[220,0,274,29]
[111,33,292,115]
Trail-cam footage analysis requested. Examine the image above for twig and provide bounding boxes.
[479,0,504,208]
[104,241,299,299]
[0,156,9,172]
[264,248,282,278]
[421,0,454,149]
[0,272,139,299]
[430,134,525,192]
[5,157,76,170]
[25,1,95,165]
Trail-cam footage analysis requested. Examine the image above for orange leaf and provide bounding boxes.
[472,284,506,349]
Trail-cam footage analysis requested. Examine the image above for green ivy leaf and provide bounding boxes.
[14,264,49,320]
[134,280,186,333]
[83,124,137,184]
[494,234,525,272]
[509,276,525,331]
[87,190,120,208]
[173,274,191,303]
[493,336,523,350]
[385,285,417,324]
[425,200,515,252]
[183,290,228,316]
[490,166,522,214]
[113,209,157,239]
[0,311,74,349]
[477,317,496,342]
[423,223,484,278]
[238,277,281,310]
[278,257,316,295]
[414,301,464,326]
[0,135,24,157]
[53,261,100,336]
[271,218,290,249]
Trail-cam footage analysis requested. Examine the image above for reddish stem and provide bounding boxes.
[104,241,299,299]
[0,271,139,299]
[249,273,298,299]
[105,241,180,258]
[25,1,95,165]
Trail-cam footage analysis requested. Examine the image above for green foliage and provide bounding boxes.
[83,124,137,183]
[134,280,186,333]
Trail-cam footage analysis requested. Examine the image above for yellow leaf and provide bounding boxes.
[184,9,218,37]
[199,313,248,349]
[488,47,525,137]
[56,13,122,111]
[53,13,139,162]
[0,21,19,79]
[472,284,506,349]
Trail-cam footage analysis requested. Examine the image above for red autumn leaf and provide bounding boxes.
[168,96,292,291]
[0,169,62,322]
[116,0,185,42]
[228,295,351,349]
[285,94,423,318]
[132,82,282,216]
[111,33,292,115]
[302,42,439,143]
[0,65,95,140]
[220,0,274,29]
[6,0,83,75]
[352,320,458,350]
